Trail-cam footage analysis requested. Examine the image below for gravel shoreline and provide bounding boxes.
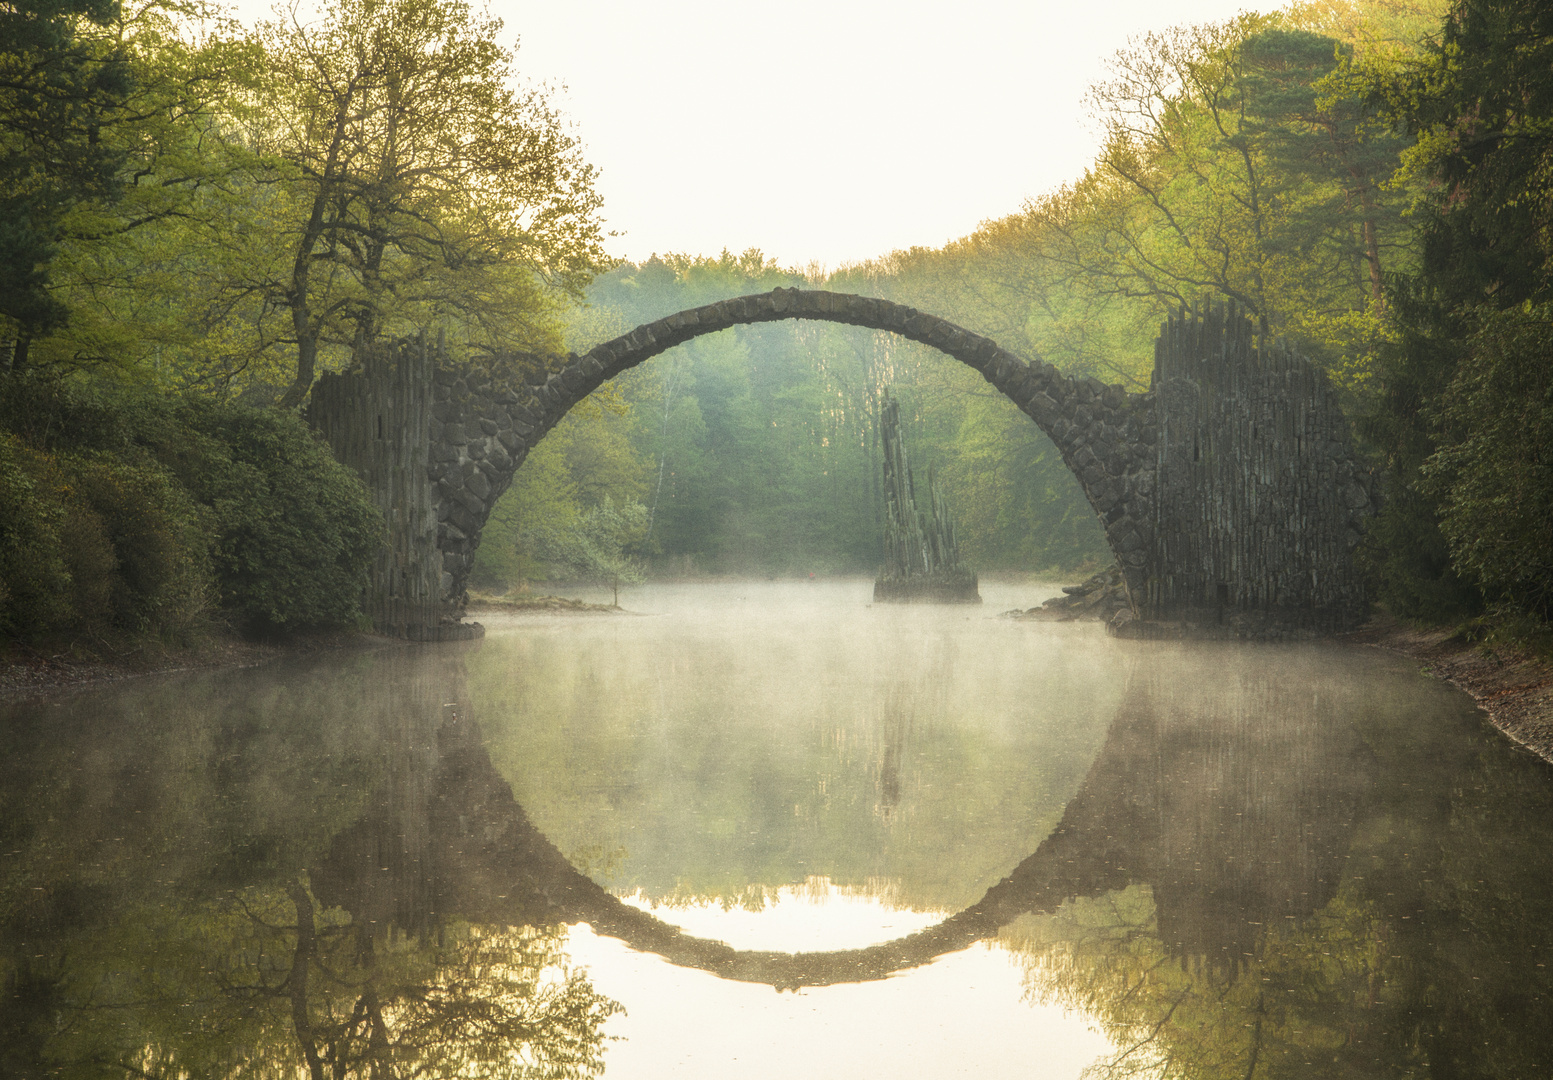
[1343,616,1553,765]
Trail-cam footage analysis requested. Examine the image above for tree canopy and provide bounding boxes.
[1,0,606,401]
[251,0,607,406]
[1357,0,1553,626]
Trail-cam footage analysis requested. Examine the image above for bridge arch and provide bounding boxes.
[422,288,1157,605]
[309,290,1376,639]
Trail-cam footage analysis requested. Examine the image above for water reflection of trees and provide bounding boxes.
[0,650,619,1080]
[468,620,1122,913]
[6,642,1553,1078]
[232,890,612,1080]
[1001,659,1553,1079]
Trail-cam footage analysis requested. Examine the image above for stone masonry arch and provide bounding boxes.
[430,288,1156,597]
[308,289,1377,639]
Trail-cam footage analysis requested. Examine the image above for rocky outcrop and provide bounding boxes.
[1003,567,1133,625]
[874,389,980,604]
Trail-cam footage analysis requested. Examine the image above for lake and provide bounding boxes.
[3,580,1551,1078]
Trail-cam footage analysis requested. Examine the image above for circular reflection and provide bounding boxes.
[316,660,1373,989]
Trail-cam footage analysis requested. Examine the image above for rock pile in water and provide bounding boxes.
[1003,567,1133,625]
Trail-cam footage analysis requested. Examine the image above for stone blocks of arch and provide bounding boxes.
[313,288,1376,638]
[426,288,1162,608]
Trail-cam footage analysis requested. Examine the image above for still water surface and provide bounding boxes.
[3,580,1552,1077]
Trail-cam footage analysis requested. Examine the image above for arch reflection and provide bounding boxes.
[317,661,1373,989]
[5,642,1553,1079]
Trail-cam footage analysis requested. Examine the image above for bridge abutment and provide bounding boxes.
[307,336,484,640]
[1139,301,1378,635]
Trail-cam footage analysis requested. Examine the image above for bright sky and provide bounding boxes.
[489,0,1259,270]
[232,0,1263,270]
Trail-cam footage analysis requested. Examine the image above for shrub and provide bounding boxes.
[0,379,382,638]
[0,436,214,640]
[1426,306,1553,624]
[171,404,383,631]
[67,453,213,636]
[0,436,74,637]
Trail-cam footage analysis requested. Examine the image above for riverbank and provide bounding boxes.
[1344,615,1553,766]
[466,594,624,614]
[0,626,381,701]
[0,596,627,699]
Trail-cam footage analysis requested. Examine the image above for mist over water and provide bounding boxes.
[473,579,1122,912]
[3,579,1552,1078]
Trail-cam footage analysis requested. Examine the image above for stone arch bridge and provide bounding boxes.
[307,289,1378,639]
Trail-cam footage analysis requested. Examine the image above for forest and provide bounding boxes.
[0,0,1549,646]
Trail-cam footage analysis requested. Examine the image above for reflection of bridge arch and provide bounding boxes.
[309,292,1377,638]
[316,681,1371,989]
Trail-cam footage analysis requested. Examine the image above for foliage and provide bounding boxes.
[244,0,608,407]
[469,406,645,592]
[1358,0,1553,628]
[166,890,620,1080]
[529,495,648,605]
[0,377,380,639]
[1425,304,1553,621]
[905,10,1424,399]
[0,420,212,641]
[0,434,77,636]
[172,402,383,630]
[0,0,132,351]
[1,0,603,412]
[2,0,257,373]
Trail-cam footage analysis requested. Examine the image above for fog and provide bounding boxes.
[6,578,1552,1078]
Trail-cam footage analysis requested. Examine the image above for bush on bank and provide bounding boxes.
[0,379,382,640]
[1425,305,1553,627]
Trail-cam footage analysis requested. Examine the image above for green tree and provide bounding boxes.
[0,0,249,375]
[0,0,131,361]
[247,0,607,407]
[1044,14,1420,376]
[1422,306,1553,623]
[19,2,259,380]
[532,495,648,606]
[1360,0,1553,627]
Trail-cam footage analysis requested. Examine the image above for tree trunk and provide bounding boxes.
[278,327,319,410]
[288,882,326,1080]
[1359,186,1386,312]
[277,89,355,411]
